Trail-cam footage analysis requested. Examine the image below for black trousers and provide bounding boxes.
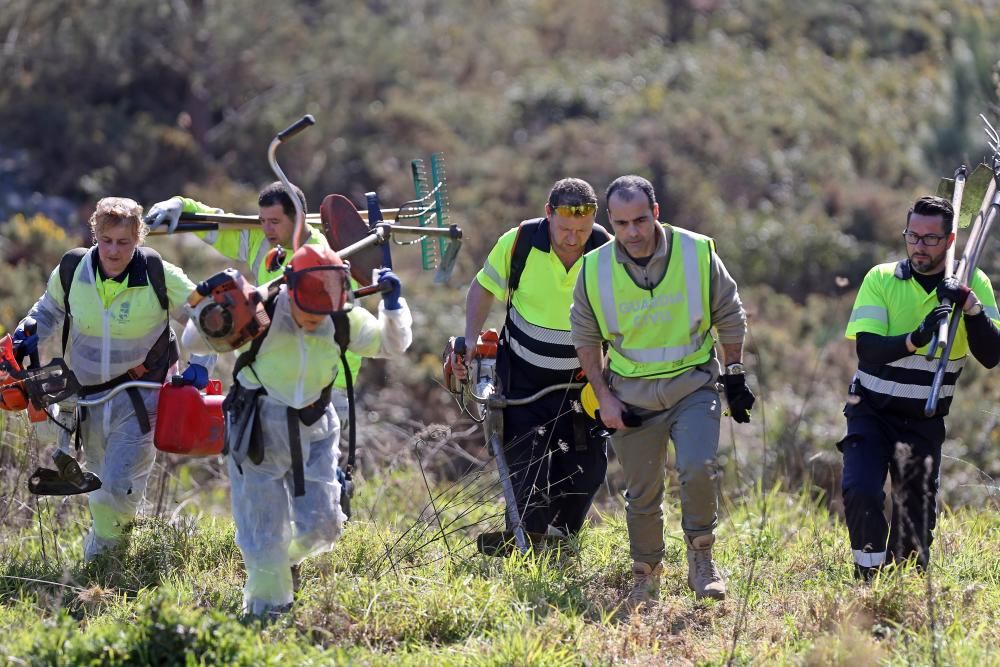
[838,401,944,569]
[501,390,608,535]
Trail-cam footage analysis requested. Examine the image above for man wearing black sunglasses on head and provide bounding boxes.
[449,178,612,548]
[840,194,1000,582]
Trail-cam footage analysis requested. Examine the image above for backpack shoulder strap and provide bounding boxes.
[138,247,169,311]
[231,279,284,380]
[508,218,543,294]
[58,248,88,355]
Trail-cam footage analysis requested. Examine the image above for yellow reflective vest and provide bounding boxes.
[475,218,609,385]
[32,247,194,387]
[583,225,715,379]
[845,260,1000,417]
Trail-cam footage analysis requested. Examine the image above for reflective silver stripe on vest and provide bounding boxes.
[505,334,581,370]
[615,333,711,363]
[508,307,573,346]
[203,230,219,244]
[481,260,507,291]
[849,305,888,323]
[886,356,965,374]
[250,238,267,278]
[239,231,252,264]
[854,370,957,400]
[987,305,1000,321]
[681,232,704,335]
[596,247,619,335]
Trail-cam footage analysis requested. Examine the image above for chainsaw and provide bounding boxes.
[0,319,99,496]
[0,321,79,418]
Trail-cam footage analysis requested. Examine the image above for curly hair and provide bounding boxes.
[89,197,148,244]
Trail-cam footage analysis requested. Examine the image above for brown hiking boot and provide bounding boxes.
[686,534,726,600]
[621,561,663,612]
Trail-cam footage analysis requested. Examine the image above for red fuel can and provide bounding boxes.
[154,377,225,456]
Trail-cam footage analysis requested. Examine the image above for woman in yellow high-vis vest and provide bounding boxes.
[14,197,212,562]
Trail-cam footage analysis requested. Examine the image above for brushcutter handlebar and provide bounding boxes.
[366,191,393,270]
[276,114,315,142]
[352,281,393,299]
[76,381,162,407]
[268,115,314,253]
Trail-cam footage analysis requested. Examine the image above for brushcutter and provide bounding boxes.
[925,115,1000,416]
[151,148,463,285]
[444,332,584,556]
[927,162,995,356]
[0,320,78,422]
[926,164,968,358]
[0,320,100,495]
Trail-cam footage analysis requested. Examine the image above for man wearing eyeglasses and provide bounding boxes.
[572,175,751,610]
[450,178,611,545]
[841,194,1000,581]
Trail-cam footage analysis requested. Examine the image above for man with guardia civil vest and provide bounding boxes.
[144,183,363,443]
[840,194,1000,580]
[450,178,611,542]
[572,175,754,607]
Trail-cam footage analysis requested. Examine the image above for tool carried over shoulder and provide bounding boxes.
[925,114,1000,416]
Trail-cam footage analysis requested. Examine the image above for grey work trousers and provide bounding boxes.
[611,386,722,564]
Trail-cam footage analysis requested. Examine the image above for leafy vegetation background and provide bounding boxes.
[1,1,998,664]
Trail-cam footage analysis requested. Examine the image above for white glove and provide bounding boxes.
[144,197,184,233]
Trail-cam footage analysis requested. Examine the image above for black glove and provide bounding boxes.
[721,373,755,424]
[909,304,952,348]
[936,277,972,308]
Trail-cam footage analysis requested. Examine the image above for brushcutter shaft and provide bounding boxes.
[925,177,999,416]
[928,165,967,358]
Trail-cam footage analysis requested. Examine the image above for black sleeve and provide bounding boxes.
[964,310,1000,368]
[856,332,912,366]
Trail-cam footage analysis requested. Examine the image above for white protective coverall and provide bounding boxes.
[24,246,212,561]
[185,286,412,615]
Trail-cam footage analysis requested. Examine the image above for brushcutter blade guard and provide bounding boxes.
[319,194,382,286]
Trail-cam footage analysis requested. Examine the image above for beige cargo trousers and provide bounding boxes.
[610,386,722,564]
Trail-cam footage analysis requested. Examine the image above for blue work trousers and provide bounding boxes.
[838,401,944,569]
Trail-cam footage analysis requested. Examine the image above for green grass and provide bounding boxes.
[0,474,997,666]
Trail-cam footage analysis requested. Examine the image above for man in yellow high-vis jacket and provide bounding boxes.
[450,178,611,542]
[145,183,363,450]
[840,195,1000,580]
[572,175,753,609]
